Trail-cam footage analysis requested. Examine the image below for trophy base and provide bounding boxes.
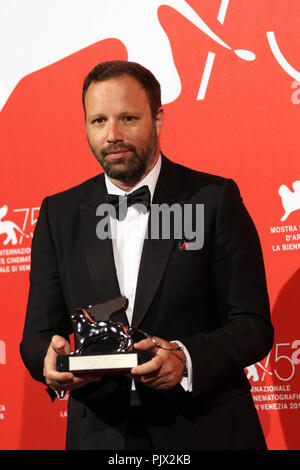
[57,351,139,373]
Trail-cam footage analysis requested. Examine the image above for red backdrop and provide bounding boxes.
[0,0,299,450]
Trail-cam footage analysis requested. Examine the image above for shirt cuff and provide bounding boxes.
[171,340,193,392]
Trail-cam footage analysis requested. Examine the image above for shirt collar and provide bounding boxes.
[104,153,162,202]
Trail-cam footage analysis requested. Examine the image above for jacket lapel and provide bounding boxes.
[79,174,128,324]
[79,157,187,329]
[131,156,185,328]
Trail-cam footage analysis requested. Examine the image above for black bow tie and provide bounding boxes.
[106,185,151,220]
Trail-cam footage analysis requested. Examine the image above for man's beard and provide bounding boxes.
[88,125,158,186]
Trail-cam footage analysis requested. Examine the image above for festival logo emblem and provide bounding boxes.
[0,205,29,246]
[0,205,39,274]
[246,362,273,383]
[0,0,258,111]
[247,341,300,413]
[1,0,299,113]
[268,180,300,254]
[278,181,300,222]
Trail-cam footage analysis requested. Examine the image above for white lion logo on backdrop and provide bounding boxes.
[0,205,29,245]
[278,181,300,221]
[246,362,273,382]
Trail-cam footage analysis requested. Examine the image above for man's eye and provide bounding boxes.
[124,116,136,122]
[93,118,105,124]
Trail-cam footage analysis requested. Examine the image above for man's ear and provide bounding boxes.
[154,107,164,137]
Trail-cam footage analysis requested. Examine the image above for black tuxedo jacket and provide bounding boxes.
[20,156,274,450]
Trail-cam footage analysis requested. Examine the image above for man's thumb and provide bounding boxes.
[51,335,70,355]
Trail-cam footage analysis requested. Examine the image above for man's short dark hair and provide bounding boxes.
[82,60,162,118]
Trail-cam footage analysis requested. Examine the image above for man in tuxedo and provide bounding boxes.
[20,60,274,450]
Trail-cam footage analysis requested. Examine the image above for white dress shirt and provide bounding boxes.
[105,154,192,391]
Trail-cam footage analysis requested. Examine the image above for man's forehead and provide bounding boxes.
[84,75,151,113]
[86,74,146,96]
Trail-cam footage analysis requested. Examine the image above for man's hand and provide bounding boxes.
[131,336,186,390]
[43,335,102,393]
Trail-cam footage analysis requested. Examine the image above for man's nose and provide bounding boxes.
[106,121,123,143]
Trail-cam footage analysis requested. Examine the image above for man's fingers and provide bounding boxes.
[132,354,163,376]
[44,367,74,387]
[58,372,103,391]
[141,376,169,389]
[44,335,103,392]
[43,335,72,388]
[46,371,103,392]
[133,338,155,350]
[131,335,187,390]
